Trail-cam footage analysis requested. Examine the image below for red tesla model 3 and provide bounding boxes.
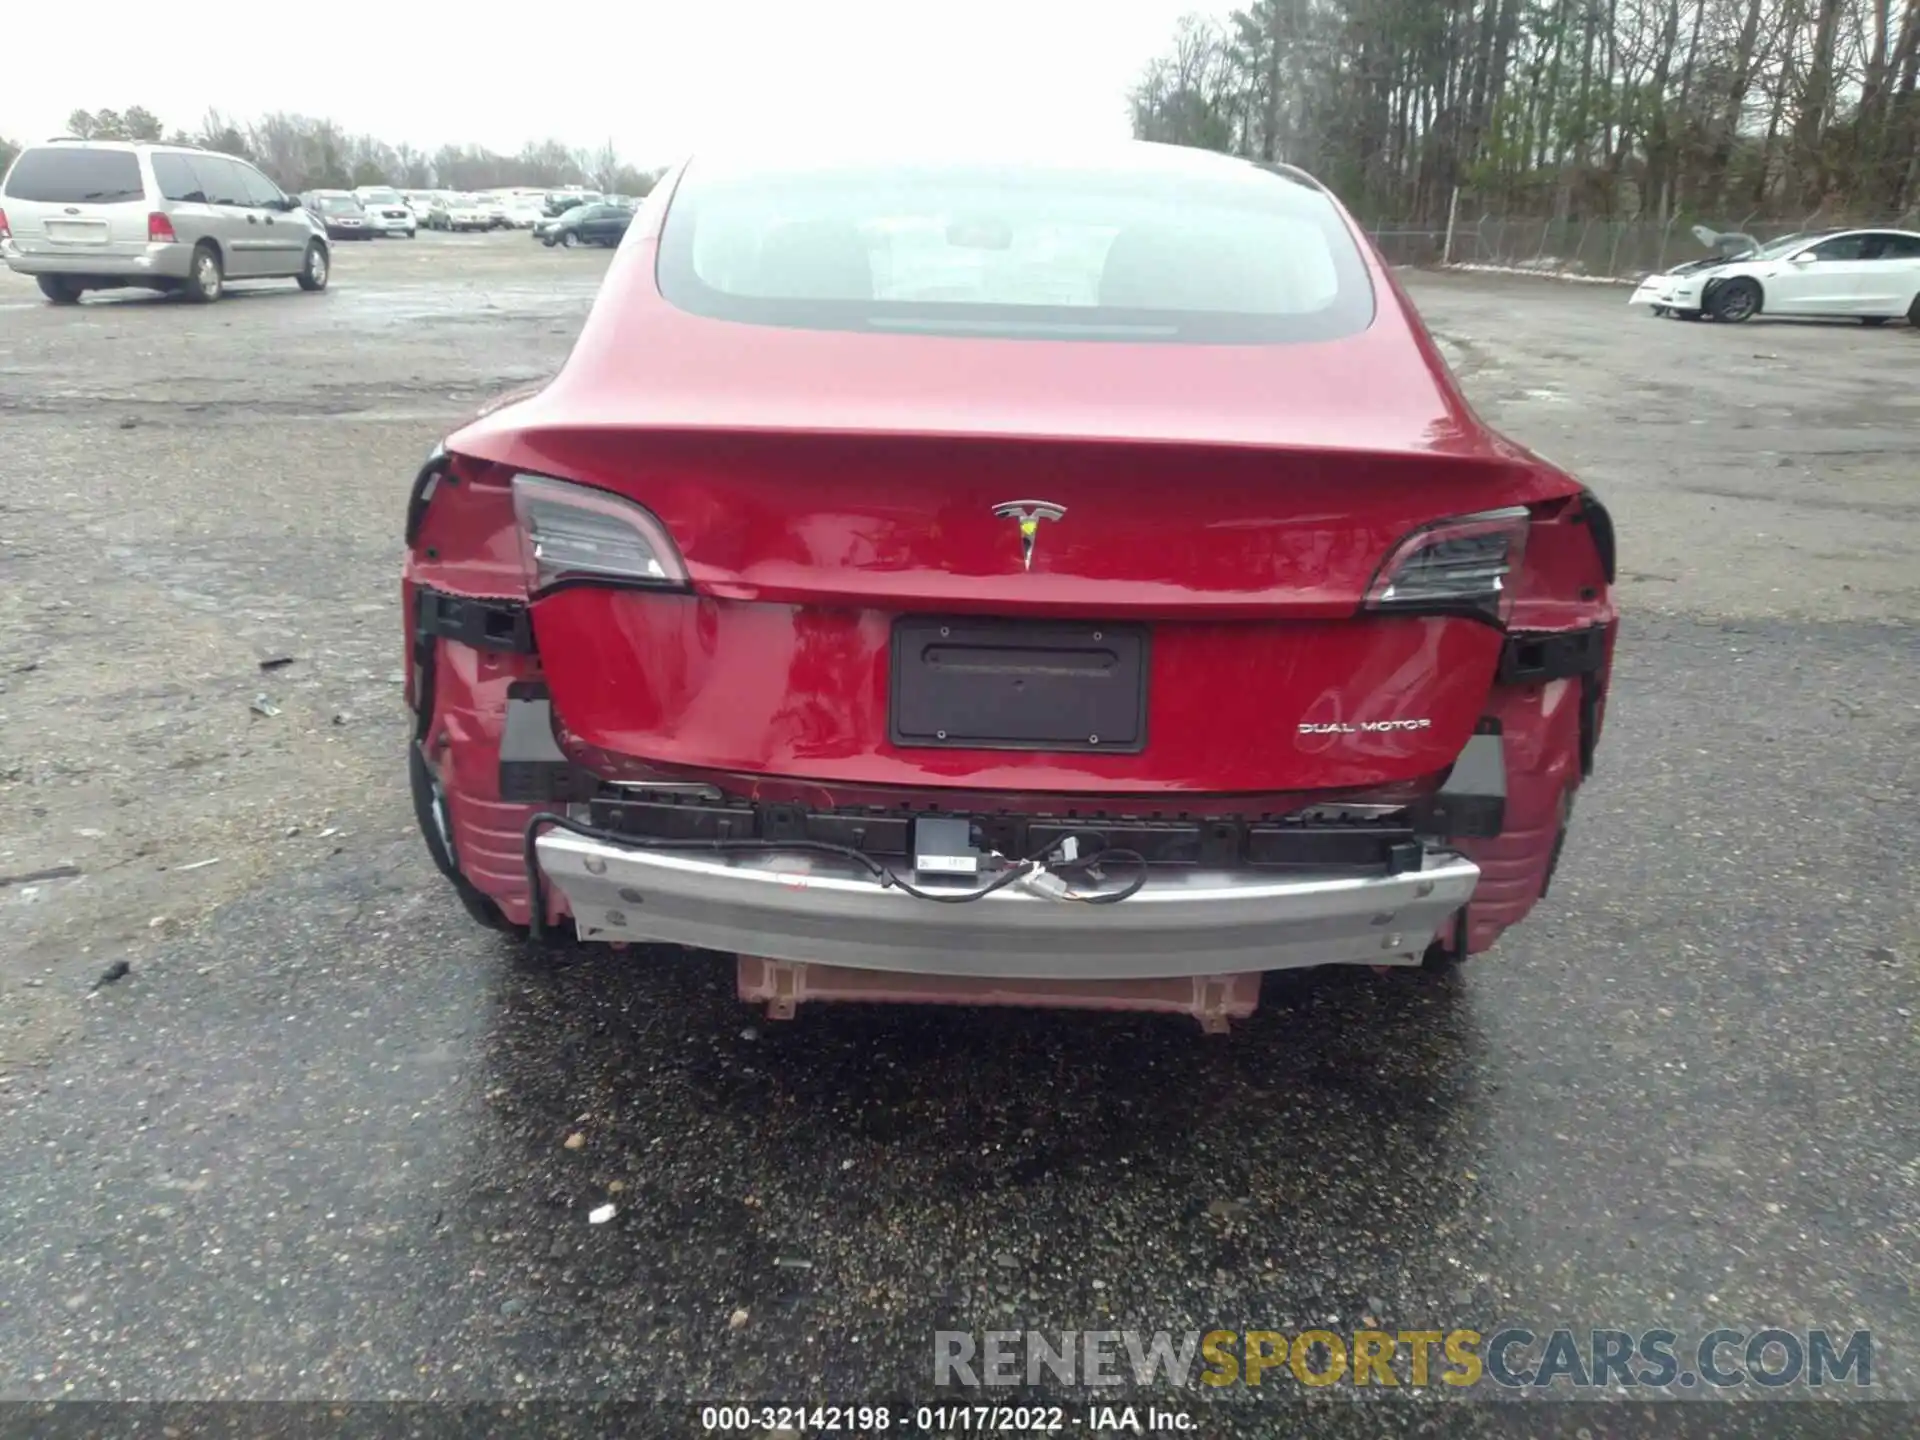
[402,141,1617,1030]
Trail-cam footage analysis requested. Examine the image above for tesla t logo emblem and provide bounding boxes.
[991,500,1066,571]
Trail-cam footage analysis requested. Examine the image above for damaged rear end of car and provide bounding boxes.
[401,144,1618,1029]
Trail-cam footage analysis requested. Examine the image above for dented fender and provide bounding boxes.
[404,451,551,925]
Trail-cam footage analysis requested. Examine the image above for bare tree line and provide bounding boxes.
[1130,1,1920,225]
[0,107,663,197]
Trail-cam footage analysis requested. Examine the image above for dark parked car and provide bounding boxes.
[542,190,601,217]
[403,142,1618,1032]
[539,203,632,248]
[303,191,372,241]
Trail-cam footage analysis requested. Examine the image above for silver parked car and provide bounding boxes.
[0,139,330,304]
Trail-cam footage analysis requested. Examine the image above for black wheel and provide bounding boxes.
[1709,278,1760,323]
[1861,316,1889,327]
[1417,937,1466,974]
[1650,305,1668,317]
[559,231,576,249]
[1908,293,1920,326]
[296,241,329,292]
[36,275,83,304]
[408,743,515,933]
[182,243,223,303]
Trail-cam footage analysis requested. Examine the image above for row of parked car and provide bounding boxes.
[1,138,645,305]
[299,185,638,242]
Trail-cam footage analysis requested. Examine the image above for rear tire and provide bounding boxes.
[296,242,329,291]
[1861,316,1889,327]
[182,243,223,303]
[1908,293,1920,326]
[559,231,576,249]
[1709,278,1760,323]
[36,276,83,304]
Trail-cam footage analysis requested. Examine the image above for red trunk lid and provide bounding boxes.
[455,426,1572,796]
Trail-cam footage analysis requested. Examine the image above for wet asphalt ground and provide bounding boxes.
[0,237,1916,1437]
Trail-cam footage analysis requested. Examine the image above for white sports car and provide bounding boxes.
[1629,227,1920,324]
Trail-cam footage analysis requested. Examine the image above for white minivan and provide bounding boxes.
[1,139,331,303]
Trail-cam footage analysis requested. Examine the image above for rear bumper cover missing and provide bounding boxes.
[534,831,1479,980]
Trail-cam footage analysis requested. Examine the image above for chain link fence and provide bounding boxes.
[1361,201,1920,281]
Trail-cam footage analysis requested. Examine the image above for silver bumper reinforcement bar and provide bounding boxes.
[534,831,1480,981]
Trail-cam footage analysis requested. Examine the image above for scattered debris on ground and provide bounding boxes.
[0,866,82,889]
[89,961,131,992]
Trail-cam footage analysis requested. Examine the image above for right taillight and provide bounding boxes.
[511,472,689,595]
[1364,506,1532,625]
[147,211,177,243]
[0,208,11,241]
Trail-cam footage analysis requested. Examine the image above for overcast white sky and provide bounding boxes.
[7,1,1196,164]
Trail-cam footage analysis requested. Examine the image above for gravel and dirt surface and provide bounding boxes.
[0,238,1915,1436]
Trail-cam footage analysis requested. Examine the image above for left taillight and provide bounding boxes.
[511,473,689,595]
[0,208,11,241]
[148,211,177,243]
[1364,506,1532,625]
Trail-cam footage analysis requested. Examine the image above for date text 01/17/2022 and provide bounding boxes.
[918,1407,1195,1433]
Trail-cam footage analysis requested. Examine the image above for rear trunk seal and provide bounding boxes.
[1576,488,1617,583]
[403,446,451,548]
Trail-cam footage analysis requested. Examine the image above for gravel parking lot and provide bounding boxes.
[1,234,1915,1434]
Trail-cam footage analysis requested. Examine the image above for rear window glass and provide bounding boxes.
[3,147,144,204]
[656,155,1376,343]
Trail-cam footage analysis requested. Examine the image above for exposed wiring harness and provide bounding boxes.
[520,811,1148,942]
